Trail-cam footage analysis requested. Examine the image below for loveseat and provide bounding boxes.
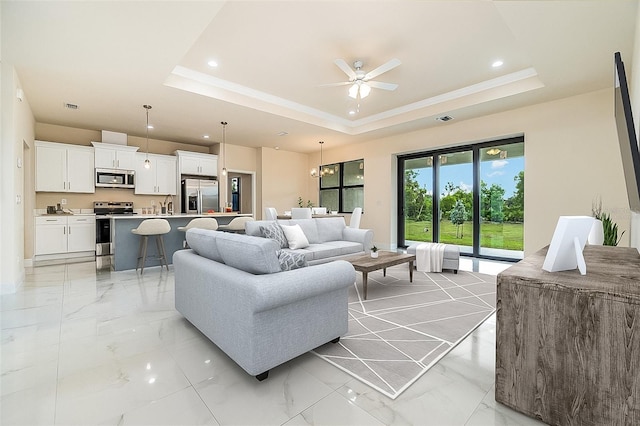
[245,217,374,265]
[173,229,356,381]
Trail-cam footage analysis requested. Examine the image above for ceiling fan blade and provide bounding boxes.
[334,59,356,80]
[364,58,401,80]
[319,81,353,87]
[367,81,399,91]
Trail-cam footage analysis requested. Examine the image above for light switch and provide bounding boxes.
[16,195,21,204]
[17,157,22,168]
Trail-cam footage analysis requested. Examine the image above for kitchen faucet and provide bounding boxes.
[164,194,174,215]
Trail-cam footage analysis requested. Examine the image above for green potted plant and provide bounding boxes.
[592,198,625,246]
[370,245,379,258]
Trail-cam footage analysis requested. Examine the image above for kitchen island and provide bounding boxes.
[108,213,252,271]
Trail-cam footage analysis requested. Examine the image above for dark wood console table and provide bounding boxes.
[495,245,640,425]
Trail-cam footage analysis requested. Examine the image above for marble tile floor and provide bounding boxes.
[1,260,544,426]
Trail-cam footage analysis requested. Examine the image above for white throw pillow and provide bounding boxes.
[280,224,310,249]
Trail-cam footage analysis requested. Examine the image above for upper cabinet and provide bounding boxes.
[134,153,177,195]
[35,141,95,193]
[175,150,218,177]
[91,142,139,170]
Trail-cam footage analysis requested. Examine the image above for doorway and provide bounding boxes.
[226,171,254,215]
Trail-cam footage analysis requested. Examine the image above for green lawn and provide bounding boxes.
[405,220,524,251]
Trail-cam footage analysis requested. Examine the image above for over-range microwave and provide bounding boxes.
[95,168,135,189]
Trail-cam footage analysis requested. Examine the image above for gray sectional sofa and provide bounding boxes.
[245,217,374,265]
[173,229,356,381]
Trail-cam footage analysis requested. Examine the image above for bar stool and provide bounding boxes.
[131,219,171,274]
[177,217,219,232]
[217,216,254,234]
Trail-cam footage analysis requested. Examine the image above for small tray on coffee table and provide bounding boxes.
[345,251,416,300]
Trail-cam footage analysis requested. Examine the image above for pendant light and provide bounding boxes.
[143,104,152,169]
[311,141,333,178]
[221,121,228,176]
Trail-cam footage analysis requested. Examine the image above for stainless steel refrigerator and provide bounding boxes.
[182,178,219,214]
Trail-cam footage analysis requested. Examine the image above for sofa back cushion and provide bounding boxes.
[288,219,320,243]
[245,220,270,237]
[315,217,346,243]
[216,232,282,275]
[186,228,224,263]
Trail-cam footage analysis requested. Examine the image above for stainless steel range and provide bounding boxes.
[94,202,134,269]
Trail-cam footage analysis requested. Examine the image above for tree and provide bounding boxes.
[504,171,524,222]
[450,199,467,238]
[404,170,431,221]
[480,181,505,222]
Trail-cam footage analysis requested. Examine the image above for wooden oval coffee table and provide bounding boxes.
[345,251,416,300]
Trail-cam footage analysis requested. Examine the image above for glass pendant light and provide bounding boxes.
[143,104,152,169]
[221,121,227,176]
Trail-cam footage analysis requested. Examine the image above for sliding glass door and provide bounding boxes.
[398,137,524,260]
[478,142,524,259]
[438,150,473,255]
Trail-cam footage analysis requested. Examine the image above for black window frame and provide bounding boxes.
[319,158,364,213]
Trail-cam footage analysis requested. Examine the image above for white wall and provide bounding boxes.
[320,88,628,256]
[1,62,35,293]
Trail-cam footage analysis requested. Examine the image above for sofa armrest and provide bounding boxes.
[342,227,374,251]
[249,260,355,313]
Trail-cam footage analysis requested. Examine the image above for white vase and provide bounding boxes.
[371,251,378,258]
[588,219,604,245]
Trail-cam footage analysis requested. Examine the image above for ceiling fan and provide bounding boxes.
[322,58,401,99]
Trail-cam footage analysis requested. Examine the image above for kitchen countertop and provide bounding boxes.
[101,212,252,220]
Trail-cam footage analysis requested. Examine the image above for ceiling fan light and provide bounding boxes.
[348,83,359,99]
[359,83,371,98]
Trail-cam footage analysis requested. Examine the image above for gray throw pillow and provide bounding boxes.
[260,222,288,249]
[276,250,308,271]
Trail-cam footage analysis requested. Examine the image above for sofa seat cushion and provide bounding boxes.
[322,241,364,257]
[300,243,356,261]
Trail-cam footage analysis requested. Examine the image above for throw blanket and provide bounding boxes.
[415,242,446,272]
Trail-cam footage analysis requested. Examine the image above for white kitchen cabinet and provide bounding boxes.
[35,215,96,256]
[175,150,218,176]
[92,142,138,170]
[35,141,95,193]
[67,216,96,252]
[134,153,177,195]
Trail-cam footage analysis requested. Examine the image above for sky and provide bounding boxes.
[413,157,524,198]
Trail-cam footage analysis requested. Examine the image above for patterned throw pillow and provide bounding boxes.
[260,223,288,249]
[276,250,308,271]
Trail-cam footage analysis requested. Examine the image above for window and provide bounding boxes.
[398,137,524,260]
[319,159,364,213]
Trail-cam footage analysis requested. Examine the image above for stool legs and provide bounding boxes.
[136,234,168,274]
[136,235,149,274]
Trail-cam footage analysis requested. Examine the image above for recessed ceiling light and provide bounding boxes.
[276,131,288,136]
[492,60,504,68]
[203,135,210,139]
[436,115,454,122]
[207,60,218,68]
[348,110,356,116]
[275,146,280,150]
[147,125,154,129]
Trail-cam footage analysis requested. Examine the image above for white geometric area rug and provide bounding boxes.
[312,265,496,399]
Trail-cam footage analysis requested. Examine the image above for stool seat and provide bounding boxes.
[217,216,254,234]
[132,219,171,236]
[131,219,171,274]
[177,217,218,232]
